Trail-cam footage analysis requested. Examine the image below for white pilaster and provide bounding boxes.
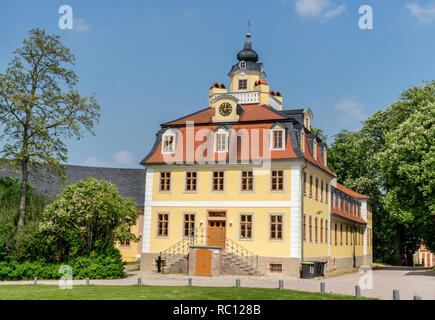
[142,167,154,253]
[290,165,301,258]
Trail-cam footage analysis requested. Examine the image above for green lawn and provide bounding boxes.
[0,285,370,300]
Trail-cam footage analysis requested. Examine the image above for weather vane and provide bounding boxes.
[247,19,251,33]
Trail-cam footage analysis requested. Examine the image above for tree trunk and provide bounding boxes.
[17,158,28,228]
[394,226,404,266]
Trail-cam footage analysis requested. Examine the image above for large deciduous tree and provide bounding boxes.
[328,81,435,264]
[0,28,100,228]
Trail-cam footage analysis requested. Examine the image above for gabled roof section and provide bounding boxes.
[336,183,370,199]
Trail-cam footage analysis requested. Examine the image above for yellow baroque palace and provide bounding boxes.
[136,33,373,277]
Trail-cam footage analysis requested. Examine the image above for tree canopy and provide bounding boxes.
[328,81,435,264]
[0,28,100,228]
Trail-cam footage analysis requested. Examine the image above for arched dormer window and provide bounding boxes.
[301,130,306,153]
[270,124,285,150]
[215,128,229,152]
[162,129,176,154]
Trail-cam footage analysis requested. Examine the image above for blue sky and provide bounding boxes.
[0,0,434,168]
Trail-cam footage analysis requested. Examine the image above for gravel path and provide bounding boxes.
[1,266,434,300]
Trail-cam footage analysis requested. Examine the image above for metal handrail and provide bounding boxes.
[160,228,259,275]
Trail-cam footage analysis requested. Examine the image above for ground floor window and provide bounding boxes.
[268,263,283,273]
[240,214,253,239]
[183,213,195,237]
[157,213,169,237]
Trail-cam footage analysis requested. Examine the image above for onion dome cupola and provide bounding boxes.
[228,32,266,80]
[237,32,258,62]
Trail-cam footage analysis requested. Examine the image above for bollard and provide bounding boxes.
[393,290,400,300]
[34,277,37,285]
[279,280,284,290]
[355,285,361,298]
[138,277,142,286]
[414,295,422,300]
[188,278,192,287]
[236,279,241,287]
[320,282,325,293]
[86,278,90,286]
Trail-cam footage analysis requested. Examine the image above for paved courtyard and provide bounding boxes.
[1,266,434,300]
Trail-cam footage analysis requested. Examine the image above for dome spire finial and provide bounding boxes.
[237,27,258,62]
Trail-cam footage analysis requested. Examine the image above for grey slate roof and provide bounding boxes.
[0,164,145,209]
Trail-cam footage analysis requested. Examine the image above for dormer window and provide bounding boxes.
[271,127,285,150]
[162,132,175,153]
[301,130,305,152]
[238,79,248,90]
[215,129,228,152]
[313,140,318,160]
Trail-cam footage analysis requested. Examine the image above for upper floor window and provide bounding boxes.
[309,175,313,197]
[212,170,224,191]
[271,170,284,191]
[159,171,171,192]
[271,129,284,150]
[241,170,254,191]
[185,172,197,192]
[215,130,228,152]
[303,172,307,195]
[325,183,329,203]
[315,178,319,200]
[238,79,248,90]
[320,180,324,201]
[162,133,175,153]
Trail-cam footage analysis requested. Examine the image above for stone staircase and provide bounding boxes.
[221,252,263,276]
[163,254,189,273]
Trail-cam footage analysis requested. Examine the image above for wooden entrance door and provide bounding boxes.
[195,249,212,276]
[208,220,226,249]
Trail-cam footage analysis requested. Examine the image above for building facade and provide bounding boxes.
[139,33,373,277]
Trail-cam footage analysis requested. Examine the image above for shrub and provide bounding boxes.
[0,248,126,280]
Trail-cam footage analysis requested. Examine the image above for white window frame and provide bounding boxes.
[214,129,229,153]
[237,77,249,91]
[161,132,176,154]
[270,128,285,150]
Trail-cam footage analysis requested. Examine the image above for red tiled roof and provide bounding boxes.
[331,208,367,224]
[301,133,334,176]
[143,123,299,164]
[336,183,369,199]
[164,105,286,126]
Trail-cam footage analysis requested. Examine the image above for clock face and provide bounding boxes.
[219,102,232,117]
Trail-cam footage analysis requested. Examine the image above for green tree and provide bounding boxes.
[328,80,435,264]
[0,28,100,229]
[38,178,138,261]
[379,103,435,253]
[310,126,328,142]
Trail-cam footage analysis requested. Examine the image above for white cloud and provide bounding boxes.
[295,0,345,21]
[406,2,435,24]
[114,150,134,165]
[84,156,101,167]
[334,97,367,125]
[74,19,90,32]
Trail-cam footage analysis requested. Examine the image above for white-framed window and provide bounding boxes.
[270,128,285,150]
[238,78,248,90]
[215,129,228,152]
[162,132,175,153]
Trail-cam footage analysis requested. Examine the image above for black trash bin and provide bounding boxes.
[300,262,315,279]
[314,260,326,277]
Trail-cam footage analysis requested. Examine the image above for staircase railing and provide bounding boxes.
[159,228,259,275]
[159,238,191,273]
[225,237,259,274]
